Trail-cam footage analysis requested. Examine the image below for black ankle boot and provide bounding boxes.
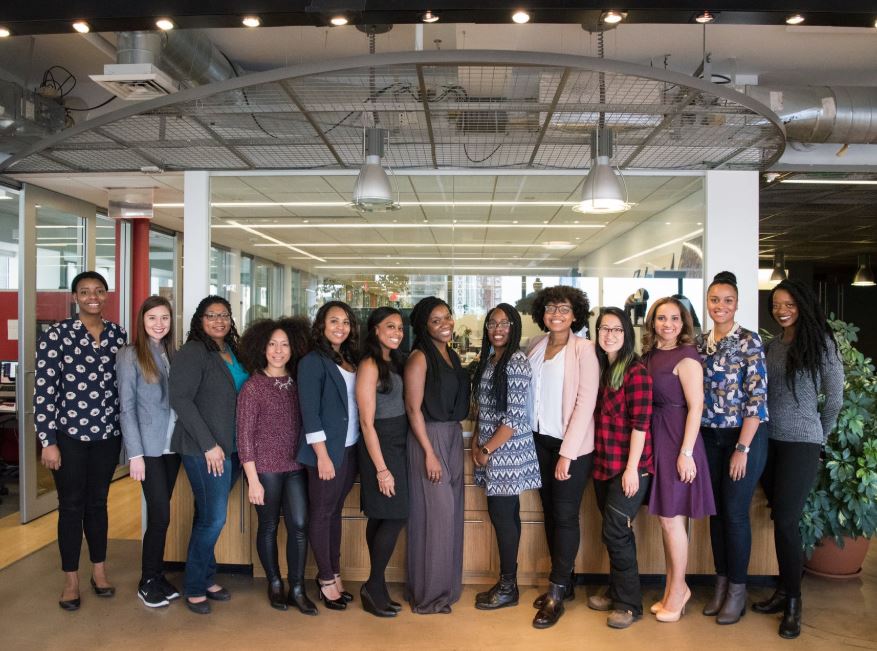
[268,579,287,611]
[533,581,566,629]
[779,597,801,639]
[475,574,519,610]
[752,588,787,614]
[532,579,575,608]
[287,579,318,615]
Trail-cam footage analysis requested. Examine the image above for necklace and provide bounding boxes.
[273,376,293,390]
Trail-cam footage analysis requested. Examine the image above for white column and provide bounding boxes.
[183,171,210,327]
[704,170,759,329]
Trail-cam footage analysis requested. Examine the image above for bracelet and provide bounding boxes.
[376,467,388,474]
[679,448,694,457]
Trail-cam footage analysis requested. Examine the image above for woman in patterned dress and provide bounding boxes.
[471,303,541,610]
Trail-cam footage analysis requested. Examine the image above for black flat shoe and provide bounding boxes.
[315,578,346,610]
[90,577,115,598]
[361,584,396,618]
[58,596,81,611]
[186,598,211,615]
[205,586,231,601]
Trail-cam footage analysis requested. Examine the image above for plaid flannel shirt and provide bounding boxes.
[593,361,654,480]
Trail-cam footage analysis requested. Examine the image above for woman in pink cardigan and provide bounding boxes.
[526,285,599,629]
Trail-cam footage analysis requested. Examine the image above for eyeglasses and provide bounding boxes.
[486,320,511,331]
[598,326,624,336]
[544,305,572,315]
[204,312,231,322]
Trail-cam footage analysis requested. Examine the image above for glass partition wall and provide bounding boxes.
[209,173,705,354]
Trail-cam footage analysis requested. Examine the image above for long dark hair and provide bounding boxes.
[132,295,176,384]
[410,295,453,366]
[641,296,695,353]
[768,278,837,399]
[311,300,359,367]
[360,307,406,393]
[239,317,311,376]
[187,295,240,355]
[595,307,638,391]
[473,303,522,412]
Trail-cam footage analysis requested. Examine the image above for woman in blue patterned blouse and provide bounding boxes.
[471,303,540,611]
[34,271,127,611]
[697,271,768,624]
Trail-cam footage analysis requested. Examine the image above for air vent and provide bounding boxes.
[90,64,179,101]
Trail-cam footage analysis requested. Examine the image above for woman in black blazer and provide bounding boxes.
[297,301,360,610]
[169,296,248,615]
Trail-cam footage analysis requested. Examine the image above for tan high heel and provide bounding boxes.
[656,587,691,623]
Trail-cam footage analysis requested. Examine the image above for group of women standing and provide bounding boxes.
[34,270,843,641]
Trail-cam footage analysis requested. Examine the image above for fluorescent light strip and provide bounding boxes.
[780,179,877,186]
[252,243,558,248]
[300,255,558,261]
[316,265,571,271]
[154,200,586,209]
[213,223,602,229]
[613,229,704,265]
[224,220,326,263]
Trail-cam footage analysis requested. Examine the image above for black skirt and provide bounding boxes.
[358,413,409,519]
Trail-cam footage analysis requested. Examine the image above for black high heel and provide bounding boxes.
[334,574,353,603]
[315,578,346,610]
[382,584,402,613]
[361,584,396,618]
[90,577,115,598]
[58,595,81,611]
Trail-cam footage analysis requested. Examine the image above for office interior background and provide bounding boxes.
[0,4,875,647]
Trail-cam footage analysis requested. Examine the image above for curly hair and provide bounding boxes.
[768,278,837,400]
[595,307,639,391]
[239,317,311,376]
[641,296,695,353]
[186,295,240,354]
[360,307,406,393]
[474,303,522,413]
[311,301,359,367]
[132,295,176,384]
[531,285,591,334]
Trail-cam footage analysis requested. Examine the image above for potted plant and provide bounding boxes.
[799,317,877,577]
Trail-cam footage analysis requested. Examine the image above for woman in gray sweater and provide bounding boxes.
[756,279,843,640]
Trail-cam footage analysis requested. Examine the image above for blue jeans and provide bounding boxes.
[702,425,767,584]
[180,452,240,597]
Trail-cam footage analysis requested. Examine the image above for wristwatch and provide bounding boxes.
[735,442,750,454]
[679,448,694,457]
[480,445,493,456]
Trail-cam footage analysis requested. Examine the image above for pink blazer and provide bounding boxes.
[527,333,600,460]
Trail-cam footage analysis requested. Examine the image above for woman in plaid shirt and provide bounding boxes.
[587,307,653,629]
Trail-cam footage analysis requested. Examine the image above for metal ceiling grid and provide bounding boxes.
[2,51,785,175]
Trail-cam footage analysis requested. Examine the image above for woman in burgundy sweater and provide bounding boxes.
[237,317,316,614]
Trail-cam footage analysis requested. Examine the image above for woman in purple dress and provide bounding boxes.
[641,297,715,623]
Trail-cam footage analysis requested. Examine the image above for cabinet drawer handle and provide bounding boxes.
[520,520,545,525]
[464,519,484,524]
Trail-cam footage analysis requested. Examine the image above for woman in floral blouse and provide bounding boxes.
[697,271,768,625]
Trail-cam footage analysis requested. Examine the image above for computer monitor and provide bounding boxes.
[0,361,17,384]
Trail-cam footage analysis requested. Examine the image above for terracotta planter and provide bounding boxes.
[804,536,871,579]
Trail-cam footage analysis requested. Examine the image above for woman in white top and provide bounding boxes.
[526,285,600,629]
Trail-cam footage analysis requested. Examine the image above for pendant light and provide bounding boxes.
[852,254,876,286]
[573,128,630,214]
[769,252,787,282]
[350,127,400,212]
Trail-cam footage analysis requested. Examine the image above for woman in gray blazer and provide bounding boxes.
[169,295,248,614]
[118,296,180,609]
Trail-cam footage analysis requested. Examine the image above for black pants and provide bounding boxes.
[140,453,181,583]
[702,426,768,584]
[255,470,309,583]
[761,438,822,598]
[52,435,122,572]
[594,472,651,615]
[487,495,521,576]
[365,517,405,595]
[306,446,357,581]
[534,433,593,585]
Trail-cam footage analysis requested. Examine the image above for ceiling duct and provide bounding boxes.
[746,85,877,144]
[0,79,66,157]
[90,30,237,100]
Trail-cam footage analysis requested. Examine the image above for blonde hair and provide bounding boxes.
[641,297,695,354]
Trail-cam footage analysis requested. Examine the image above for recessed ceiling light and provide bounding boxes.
[695,11,715,24]
[512,10,530,24]
[155,18,175,31]
[422,10,439,23]
[786,14,805,25]
[72,21,90,34]
[330,15,349,26]
[242,16,261,28]
[0,26,10,38]
[602,10,625,25]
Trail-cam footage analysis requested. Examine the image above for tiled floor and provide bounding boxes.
[1,479,874,650]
